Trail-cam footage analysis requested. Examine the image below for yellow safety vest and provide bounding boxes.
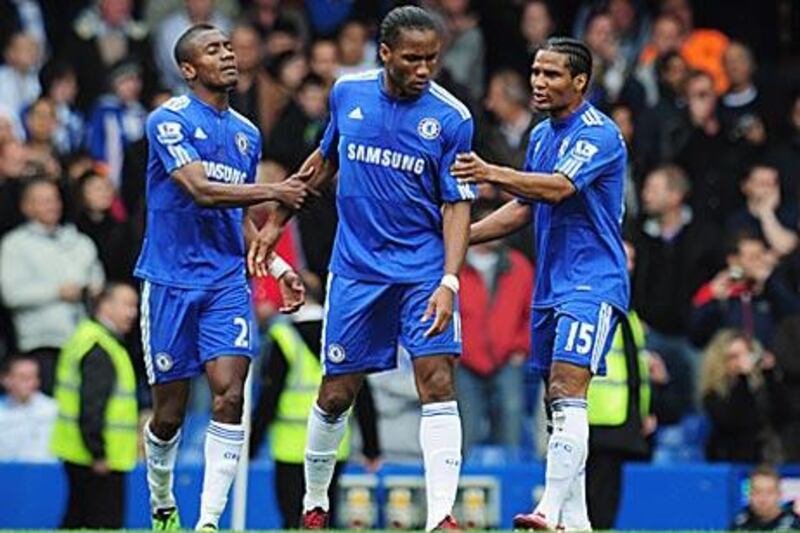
[587,311,651,426]
[51,319,138,471]
[269,321,350,463]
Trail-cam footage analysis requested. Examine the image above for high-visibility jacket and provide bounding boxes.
[269,321,349,463]
[51,319,138,471]
[587,312,650,426]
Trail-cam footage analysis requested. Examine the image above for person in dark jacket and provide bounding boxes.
[731,465,800,530]
[690,231,800,349]
[699,330,787,463]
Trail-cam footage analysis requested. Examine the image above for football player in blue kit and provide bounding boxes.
[134,24,311,531]
[452,37,629,531]
[249,6,475,531]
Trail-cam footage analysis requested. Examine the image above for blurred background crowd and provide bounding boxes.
[2,0,800,497]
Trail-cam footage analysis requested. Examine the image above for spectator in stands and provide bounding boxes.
[309,38,340,88]
[265,74,328,174]
[86,59,147,191]
[611,103,642,220]
[476,69,537,171]
[75,172,135,282]
[584,11,628,109]
[257,50,308,141]
[229,23,263,125]
[437,0,485,102]
[634,14,684,107]
[631,165,721,420]
[51,282,139,529]
[0,354,57,462]
[575,0,650,67]
[0,32,41,124]
[457,199,533,453]
[39,61,85,157]
[690,231,800,349]
[700,330,786,463]
[732,465,800,530]
[0,140,40,235]
[0,178,105,394]
[0,0,53,57]
[519,0,554,73]
[22,98,63,182]
[720,42,770,144]
[65,0,155,111]
[637,51,690,173]
[335,19,377,77]
[769,92,800,202]
[676,70,746,224]
[726,164,798,257]
[154,0,233,91]
[659,0,730,94]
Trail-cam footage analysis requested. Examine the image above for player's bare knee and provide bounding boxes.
[212,388,244,421]
[418,368,456,404]
[150,413,183,440]
[316,389,354,417]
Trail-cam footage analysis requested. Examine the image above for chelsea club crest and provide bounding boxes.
[235,132,249,155]
[418,117,441,140]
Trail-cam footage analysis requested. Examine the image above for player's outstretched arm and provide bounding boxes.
[451,152,576,203]
[470,199,531,245]
[422,201,471,338]
[171,161,311,208]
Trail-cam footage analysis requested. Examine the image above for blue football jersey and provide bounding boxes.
[522,101,629,311]
[134,93,261,289]
[320,69,476,283]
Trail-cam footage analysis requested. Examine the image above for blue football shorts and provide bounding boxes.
[139,280,256,385]
[530,300,620,377]
[321,273,462,376]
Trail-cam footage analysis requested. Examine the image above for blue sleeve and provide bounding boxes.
[554,127,626,191]
[146,109,201,173]
[249,136,262,184]
[319,84,339,160]
[517,130,541,205]
[439,117,476,202]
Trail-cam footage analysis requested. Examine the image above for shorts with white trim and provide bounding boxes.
[321,274,462,376]
[530,301,620,377]
[139,280,255,385]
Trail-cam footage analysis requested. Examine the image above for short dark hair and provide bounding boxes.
[299,73,326,92]
[539,36,593,87]
[725,228,766,256]
[173,23,218,67]
[0,353,38,376]
[750,464,780,483]
[379,6,441,48]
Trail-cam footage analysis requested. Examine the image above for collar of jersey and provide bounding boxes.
[550,99,590,130]
[188,91,230,117]
[378,69,427,103]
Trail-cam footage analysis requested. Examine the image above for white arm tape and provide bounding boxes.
[268,254,292,279]
[440,273,460,294]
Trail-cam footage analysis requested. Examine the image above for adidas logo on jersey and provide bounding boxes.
[348,107,364,120]
[194,127,208,140]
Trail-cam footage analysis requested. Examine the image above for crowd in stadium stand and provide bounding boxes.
[1,0,800,476]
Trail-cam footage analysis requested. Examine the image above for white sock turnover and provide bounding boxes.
[303,404,348,512]
[197,421,244,528]
[420,401,462,531]
[144,420,182,512]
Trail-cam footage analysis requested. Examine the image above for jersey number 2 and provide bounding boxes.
[234,317,249,348]
[564,321,595,354]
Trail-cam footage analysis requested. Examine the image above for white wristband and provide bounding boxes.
[440,273,460,294]
[268,254,292,279]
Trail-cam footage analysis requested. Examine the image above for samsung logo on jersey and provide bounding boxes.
[202,161,247,184]
[346,143,425,175]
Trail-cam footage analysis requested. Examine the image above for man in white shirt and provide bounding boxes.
[0,354,57,462]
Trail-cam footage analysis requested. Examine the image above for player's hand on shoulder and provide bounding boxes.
[450,151,493,184]
[422,285,455,338]
[277,269,305,314]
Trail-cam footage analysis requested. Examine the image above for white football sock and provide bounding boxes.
[196,421,244,529]
[420,401,462,531]
[144,420,181,511]
[535,398,588,524]
[303,404,348,512]
[560,465,592,530]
